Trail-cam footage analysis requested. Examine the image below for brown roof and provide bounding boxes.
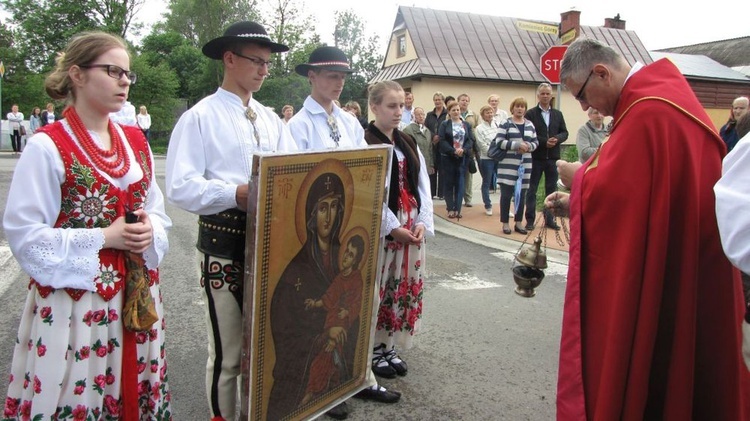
[372,6,653,83]
[656,36,750,68]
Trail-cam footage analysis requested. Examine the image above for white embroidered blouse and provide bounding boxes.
[2,121,171,291]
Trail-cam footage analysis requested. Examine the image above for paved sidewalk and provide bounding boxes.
[431,173,571,261]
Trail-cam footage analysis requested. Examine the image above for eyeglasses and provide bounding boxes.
[574,69,594,102]
[79,64,137,84]
[232,51,273,69]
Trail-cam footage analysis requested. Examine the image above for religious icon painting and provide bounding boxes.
[240,146,392,421]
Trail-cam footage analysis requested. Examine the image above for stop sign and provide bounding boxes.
[540,46,568,84]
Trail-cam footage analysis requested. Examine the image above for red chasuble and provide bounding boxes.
[557,59,750,420]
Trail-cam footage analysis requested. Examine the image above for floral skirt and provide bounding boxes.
[374,205,426,350]
[2,284,171,420]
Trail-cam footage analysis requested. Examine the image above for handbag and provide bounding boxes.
[122,212,158,332]
[487,137,507,162]
[467,157,477,174]
[19,126,26,136]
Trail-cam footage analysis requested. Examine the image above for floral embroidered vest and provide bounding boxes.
[31,121,158,301]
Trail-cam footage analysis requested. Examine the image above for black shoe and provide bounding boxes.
[372,344,397,378]
[514,226,528,235]
[525,224,534,231]
[545,222,561,231]
[503,227,512,235]
[354,385,402,404]
[326,402,349,420]
[384,348,408,376]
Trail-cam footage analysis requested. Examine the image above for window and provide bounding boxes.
[397,35,406,57]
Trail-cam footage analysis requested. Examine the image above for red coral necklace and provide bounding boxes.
[64,107,130,178]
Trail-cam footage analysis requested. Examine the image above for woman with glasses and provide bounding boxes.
[2,31,172,419]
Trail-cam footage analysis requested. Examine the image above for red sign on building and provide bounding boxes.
[540,46,568,85]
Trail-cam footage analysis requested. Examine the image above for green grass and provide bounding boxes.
[148,132,170,155]
[533,144,578,208]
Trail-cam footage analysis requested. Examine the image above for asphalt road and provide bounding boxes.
[0,153,568,420]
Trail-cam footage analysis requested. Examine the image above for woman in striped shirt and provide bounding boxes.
[496,97,538,235]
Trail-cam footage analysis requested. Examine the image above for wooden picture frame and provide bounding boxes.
[241,146,392,420]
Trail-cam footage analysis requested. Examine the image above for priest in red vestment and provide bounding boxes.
[549,37,749,420]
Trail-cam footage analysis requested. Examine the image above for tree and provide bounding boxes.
[2,0,94,71]
[254,73,309,116]
[1,0,145,70]
[0,19,47,114]
[161,0,261,48]
[253,0,321,114]
[86,0,147,37]
[261,0,316,76]
[127,54,180,142]
[332,10,383,107]
[158,0,263,99]
[139,30,211,106]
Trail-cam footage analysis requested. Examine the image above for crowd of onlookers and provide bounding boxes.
[276,91,748,238]
[5,103,58,155]
[5,101,153,154]
[318,86,573,234]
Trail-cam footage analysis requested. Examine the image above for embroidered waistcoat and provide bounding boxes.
[30,122,158,301]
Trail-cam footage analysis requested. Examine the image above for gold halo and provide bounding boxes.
[339,226,370,271]
[294,159,354,244]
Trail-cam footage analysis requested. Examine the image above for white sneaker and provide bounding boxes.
[485,208,492,216]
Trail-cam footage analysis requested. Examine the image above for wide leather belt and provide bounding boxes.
[197,209,247,261]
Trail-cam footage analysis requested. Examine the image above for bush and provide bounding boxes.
[561,144,578,163]
[149,130,171,155]
[532,144,578,209]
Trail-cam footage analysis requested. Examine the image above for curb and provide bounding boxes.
[433,215,570,267]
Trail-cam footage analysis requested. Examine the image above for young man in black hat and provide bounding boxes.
[284,45,402,420]
[288,46,368,150]
[165,21,296,421]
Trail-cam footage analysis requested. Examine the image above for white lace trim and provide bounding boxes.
[71,229,102,250]
[384,217,401,237]
[417,212,433,234]
[24,233,59,279]
[72,256,96,277]
[23,229,103,286]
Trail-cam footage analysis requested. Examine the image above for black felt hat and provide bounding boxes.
[202,21,289,60]
[295,46,355,76]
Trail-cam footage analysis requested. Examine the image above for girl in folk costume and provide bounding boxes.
[364,81,434,379]
[1,32,172,420]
